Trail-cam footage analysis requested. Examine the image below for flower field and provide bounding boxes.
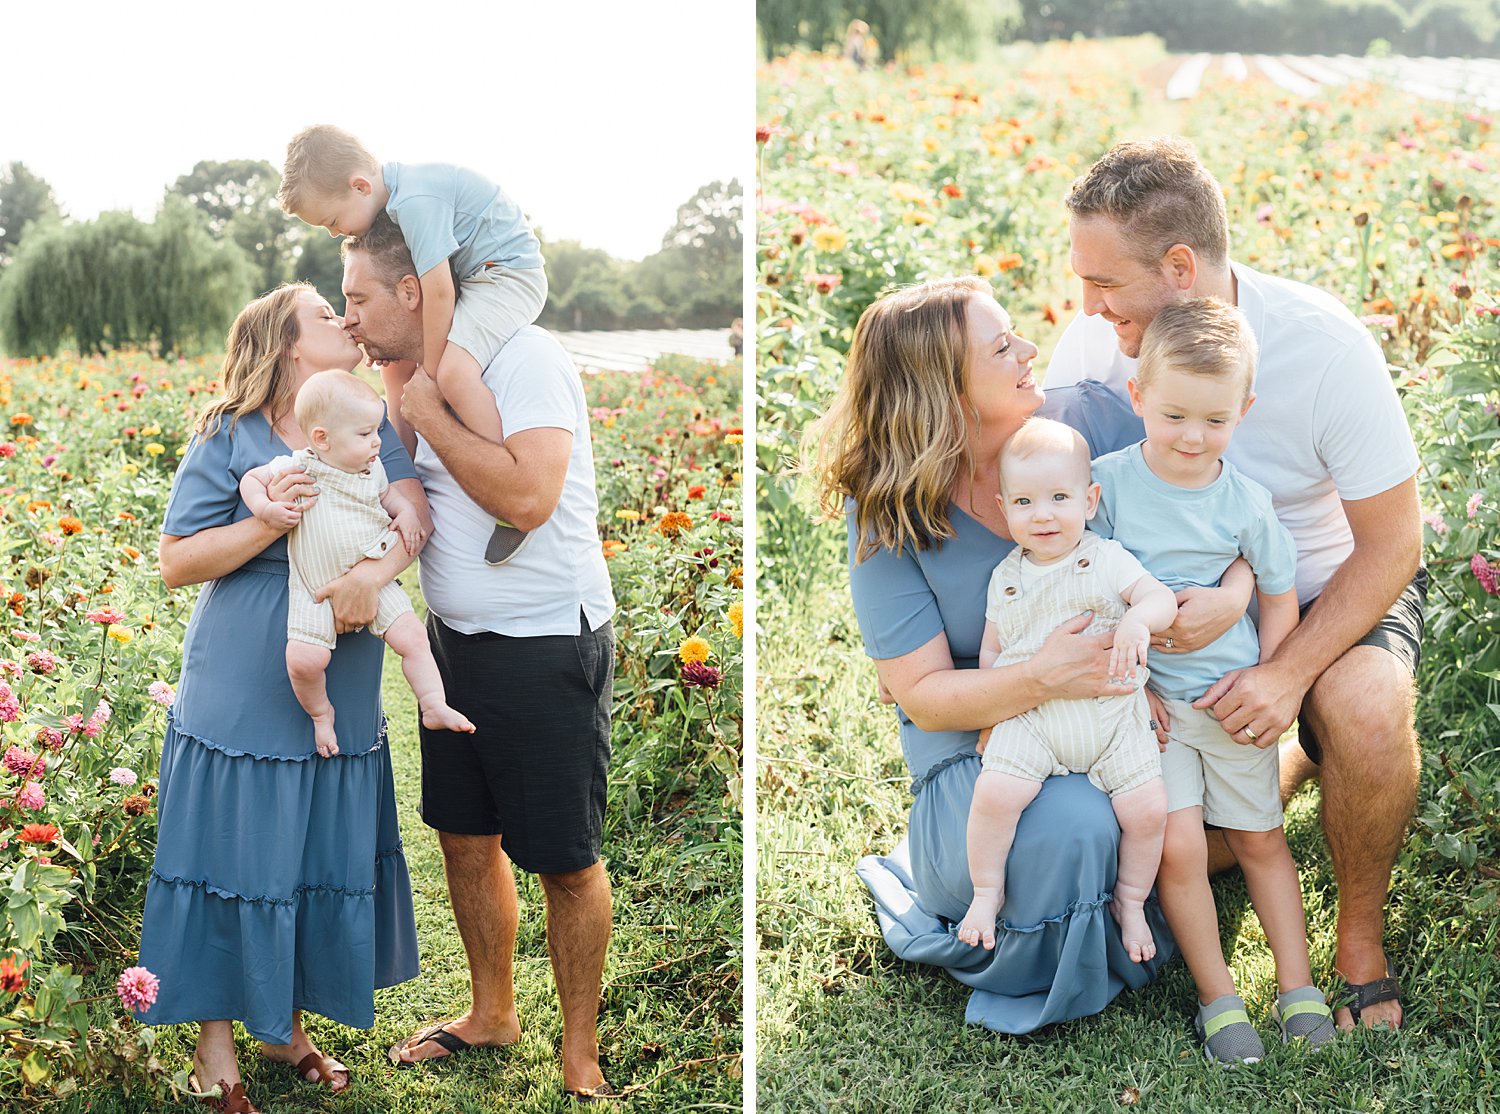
[0,348,742,1104]
[757,38,1500,1110]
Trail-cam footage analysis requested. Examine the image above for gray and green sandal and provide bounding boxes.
[1273,985,1338,1048]
[1194,993,1265,1066]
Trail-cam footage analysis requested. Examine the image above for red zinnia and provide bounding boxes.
[0,955,28,994]
[17,823,58,844]
[681,661,723,689]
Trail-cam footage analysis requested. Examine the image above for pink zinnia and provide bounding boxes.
[25,650,56,675]
[12,631,38,644]
[1468,493,1484,519]
[3,747,44,778]
[16,781,44,810]
[0,687,18,724]
[681,661,724,689]
[148,681,175,707]
[109,767,137,787]
[116,966,159,1014]
[1423,512,1449,537]
[0,661,19,678]
[86,609,126,626]
[35,727,64,751]
[1473,553,1500,596]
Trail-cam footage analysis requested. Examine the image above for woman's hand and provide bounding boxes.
[316,561,381,633]
[1030,611,1138,700]
[1152,581,1252,654]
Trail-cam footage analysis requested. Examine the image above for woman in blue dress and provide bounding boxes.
[138,283,423,1112]
[812,277,1253,1033]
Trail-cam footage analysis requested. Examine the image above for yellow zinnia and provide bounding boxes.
[678,636,711,664]
[145,443,165,456]
[728,600,743,639]
[812,226,847,253]
[107,625,132,643]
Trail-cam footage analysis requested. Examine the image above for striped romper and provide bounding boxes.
[269,448,413,650]
[981,530,1160,798]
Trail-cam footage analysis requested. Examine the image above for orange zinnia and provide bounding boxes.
[17,823,58,844]
[656,511,693,538]
[58,517,83,535]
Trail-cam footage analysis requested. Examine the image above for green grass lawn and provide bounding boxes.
[47,582,742,1114]
[756,556,1500,1114]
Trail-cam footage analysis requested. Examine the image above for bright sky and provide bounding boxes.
[6,1,749,261]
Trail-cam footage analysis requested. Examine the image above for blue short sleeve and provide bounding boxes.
[162,426,241,538]
[848,513,945,660]
[1039,381,1144,459]
[1237,484,1298,596]
[387,194,461,277]
[378,415,416,483]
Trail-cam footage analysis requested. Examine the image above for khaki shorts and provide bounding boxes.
[1159,696,1282,831]
[287,577,412,650]
[982,690,1161,798]
[449,264,548,369]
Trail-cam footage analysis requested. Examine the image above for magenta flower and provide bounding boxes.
[1468,493,1484,520]
[148,680,176,707]
[16,781,44,810]
[116,966,159,1014]
[3,747,45,778]
[681,661,724,689]
[25,650,57,675]
[1473,553,1500,595]
[86,608,126,626]
[109,767,138,787]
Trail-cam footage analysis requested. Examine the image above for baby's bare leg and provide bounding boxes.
[286,640,337,757]
[959,770,1042,949]
[1110,777,1168,963]
[434,343,503,442]
[383,613,476,734]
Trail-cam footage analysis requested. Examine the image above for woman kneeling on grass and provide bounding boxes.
[135,284,424,1113]
[809,277,1249,1032]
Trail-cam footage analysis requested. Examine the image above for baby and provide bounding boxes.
[1092,297,1335,1064]
[957,418,1175,963]
[279,124,546,566]
[240,370,474,756]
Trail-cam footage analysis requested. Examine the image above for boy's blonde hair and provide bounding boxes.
[198,283,311,438]
[1136,297,1257,399]
[294,369,382,436]
[999,417,1091,493]
[279,125,379,214]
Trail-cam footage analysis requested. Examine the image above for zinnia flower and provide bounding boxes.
[17,781,44,810]
[1473,553,1500,595]
[25,650,56,675]
[57,517,82,535]
[1468,493,1484,519]
[116,966,159,1013]
[86,608,126,625]
[3,746,44,778]
[148,680,175,706]
[681,661,723,689]
[34,727,63,751]
[728,600,744,639]
[1423,512,1448,537]
[17,823,58,844]
[123,794,151,817]
[657,511,693,537]
[0,955,29,994]
[109,767,138,787]
[678,636,712,665]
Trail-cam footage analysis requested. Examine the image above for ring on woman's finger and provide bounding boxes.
[1164,637,1174,650]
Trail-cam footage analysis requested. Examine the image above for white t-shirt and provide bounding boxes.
[415,326,615,636]
[1043,261,1419,604]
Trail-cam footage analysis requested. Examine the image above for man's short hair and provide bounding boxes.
[279,124,378,214]
[1065,137,1229,269]
[1136,297,1257,399]
[342,212,417,292]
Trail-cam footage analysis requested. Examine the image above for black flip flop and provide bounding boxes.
[1331,953,1402,1026]
[388,1023,473,1069]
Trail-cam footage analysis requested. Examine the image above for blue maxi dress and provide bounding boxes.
[852,382,1176,1033]
[138,411,420,1044]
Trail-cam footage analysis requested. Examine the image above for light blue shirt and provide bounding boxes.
[384,161,543,278]
[1091,442,1297,702]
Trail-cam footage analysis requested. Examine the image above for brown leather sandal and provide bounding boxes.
[189,1074,260,1114]
[294,1051,351,1091]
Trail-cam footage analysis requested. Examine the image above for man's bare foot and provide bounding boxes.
[311,711,338,757]
[420,699,476,734]
[957,887,1003,949]
[389,1012,520,1065]
[1110,897,1157,963]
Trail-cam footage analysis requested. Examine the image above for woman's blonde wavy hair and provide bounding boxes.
[196,283,313,438]
[807,276,991,563]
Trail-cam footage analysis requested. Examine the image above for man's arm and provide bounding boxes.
[1196,476,1420,739]
[399,367,569,530]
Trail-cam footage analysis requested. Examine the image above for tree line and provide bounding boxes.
[0,161,741,358]
[759,0,1500,59]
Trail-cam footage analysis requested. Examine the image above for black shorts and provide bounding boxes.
[1296,567,1427,764]
[419,611,614,875]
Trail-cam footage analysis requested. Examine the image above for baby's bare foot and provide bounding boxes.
[1110,898,1156,963]
[421,700,476,734]
[958,887,1003,950]
[312,712,339,758]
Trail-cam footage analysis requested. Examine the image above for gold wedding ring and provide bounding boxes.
[1245,728,1259,742]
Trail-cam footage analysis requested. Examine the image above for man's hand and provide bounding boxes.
[391,507,426,556]
[398,367,448,434]
[1144,686,1171,751]
[1153,583,1250,654]
[1193,659,1306,748]
[315,562,381,633]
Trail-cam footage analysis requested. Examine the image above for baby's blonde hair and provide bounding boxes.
[279,125,379,214]
[1136,297,1257,399]
[999,417,1092,493]
[293,370,382,437]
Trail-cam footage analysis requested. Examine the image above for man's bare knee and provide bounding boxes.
[1303,647,1415,767]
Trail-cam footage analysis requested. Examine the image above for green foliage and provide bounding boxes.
[758,0,1003,59]
[0,163,62,267]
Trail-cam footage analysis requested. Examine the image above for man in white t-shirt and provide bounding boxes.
[340,214,619,1100]
[1044,138,1423,1031]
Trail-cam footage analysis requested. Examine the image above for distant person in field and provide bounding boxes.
[842,19,873,68]
[729,317,744,357]
[340,216,618,1101]
[1045,136,1423,1031]
[137,284,423,1110]
[238,369,475,757]
[279,124,546,566]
